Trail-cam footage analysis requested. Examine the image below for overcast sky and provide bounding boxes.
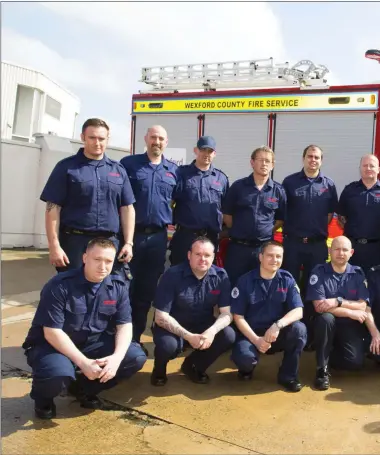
[2,1,380,147]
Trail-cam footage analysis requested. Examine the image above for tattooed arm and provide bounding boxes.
[45,201,69,268]
[199,307,232,350]
[155,310,204,349]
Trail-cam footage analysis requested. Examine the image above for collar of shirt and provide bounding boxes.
[243,174,274,189]
[300,169,324,182]
[189,161,216,176]
[141,152,173,171]
[181,262,217,279]
[76,147,111,167]
[323,262,356,276]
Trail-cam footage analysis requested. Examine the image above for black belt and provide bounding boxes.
[230,237,265,248]
[135,225,166,235]
[285,235,326,244]
[177,225,217,238]
[62,227,117,237]
[350,238,380,245]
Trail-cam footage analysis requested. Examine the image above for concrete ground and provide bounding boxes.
[1,249,380,455]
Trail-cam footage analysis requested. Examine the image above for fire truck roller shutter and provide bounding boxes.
[133,114,199,163]
[272,111,376,196]
[203,113,269,184]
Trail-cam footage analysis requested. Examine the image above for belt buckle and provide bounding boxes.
[73,229,83,235]
[302,237,308,244]
[358,238,367,245]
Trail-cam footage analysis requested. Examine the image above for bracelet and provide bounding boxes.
[126,241,133,247]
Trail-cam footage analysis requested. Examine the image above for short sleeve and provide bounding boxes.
[115,286,132,324]
[356,271,370,304]
[222,181,237,215]
[216,272,231,308]
[230,277,247,316]
[306,267,326,301]
[337,186,349,217]
[275,186,287,221]
[153,269,176,313]
[40,162,68,206]
[328,182,339,214]
[286,277,304,310]
[34,281,67,329]
[120,173,136,206]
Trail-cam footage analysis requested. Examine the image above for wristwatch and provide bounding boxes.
[275,320,284,330]
[336,296,343,307]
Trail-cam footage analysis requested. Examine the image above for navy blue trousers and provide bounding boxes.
[152,325,236,376]
[231,321,307,382]
[26,333,147,406]
[314,313,380,370]
[57,232,125,276]
[224,242,263,286]
[169,229,219,266]
[128,230,168,342]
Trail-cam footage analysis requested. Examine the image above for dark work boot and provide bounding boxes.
[34,399,56,420]
[314,367,330,391]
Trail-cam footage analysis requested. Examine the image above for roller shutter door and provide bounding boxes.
[204,113,269,183]
[273,112,376,195]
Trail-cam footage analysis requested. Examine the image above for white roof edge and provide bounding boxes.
[1,60,81,102]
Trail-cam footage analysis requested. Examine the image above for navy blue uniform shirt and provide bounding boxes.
[306,263,370,304]
[23,268,132,348]
[40,148,135,233]
[120,153,178,228]
[282,170,338,237]
[153,262,231,332]
[231,269,303,330]
[223,175,287,241]
[368,265,380,322]
[173,162,229,232]
[338,180,380,239]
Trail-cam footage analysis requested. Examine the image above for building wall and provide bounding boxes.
[1,135,130,249]
[1,62,80,141]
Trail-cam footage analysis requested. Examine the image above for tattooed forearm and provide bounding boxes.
[209,312,232,335]
[46,201,61,212]
[155,310,191,339]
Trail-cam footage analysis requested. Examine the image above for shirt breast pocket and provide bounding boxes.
[131,173,148,194]
[67,169,93,199]
[185,180,199,200]
[157,177,175,199]
[209,184,223,204]
[263,199,279,211]
[370,193,380,204]
[64,301,87,331]
[95,303,118,331]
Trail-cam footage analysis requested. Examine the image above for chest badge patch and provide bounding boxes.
[231,287,240,298]
[309,274,318,285]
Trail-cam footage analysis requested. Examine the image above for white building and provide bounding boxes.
[1,61,80,142]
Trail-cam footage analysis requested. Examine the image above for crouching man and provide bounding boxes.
[231,241,307,392]
[306,236,380,391]
[22,238,147,419]
[151,236,235,386]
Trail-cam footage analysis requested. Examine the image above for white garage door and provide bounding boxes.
[204,113,269,184]
[273,112,376,195]
[134,114,198,163]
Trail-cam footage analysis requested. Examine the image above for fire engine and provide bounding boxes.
[129,58,380,255]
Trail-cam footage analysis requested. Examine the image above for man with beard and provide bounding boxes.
[338,154,380,273]
[307,236,380,391]
[169,136,229,265]
[223,146,287,285]
[151,236,235,386]
[120,126,178,347]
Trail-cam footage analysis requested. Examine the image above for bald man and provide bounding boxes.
[338,154,380,273]
[306,236,380,390]
[120,126,178,347]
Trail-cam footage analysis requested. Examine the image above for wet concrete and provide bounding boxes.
[2,249,380,454]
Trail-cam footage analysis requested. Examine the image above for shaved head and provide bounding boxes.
[331,236,352,250]
[144,125,168,158]
[329,235,354,270]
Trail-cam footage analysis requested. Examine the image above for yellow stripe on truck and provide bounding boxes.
[133,92,378,113]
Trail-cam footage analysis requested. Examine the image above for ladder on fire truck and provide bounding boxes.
[139,58,329,93]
